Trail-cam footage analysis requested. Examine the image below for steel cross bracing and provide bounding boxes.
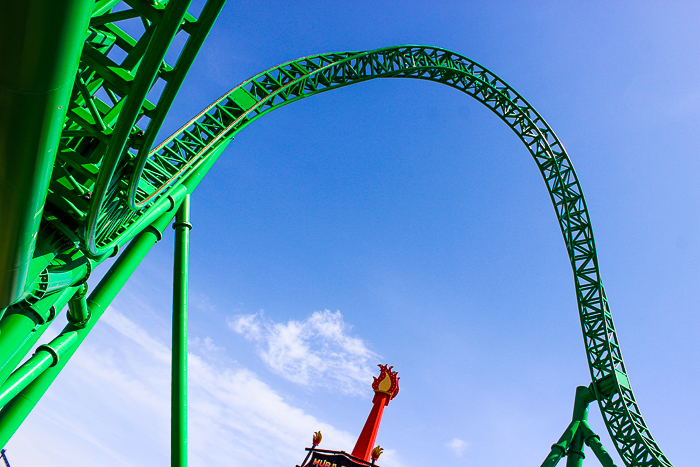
[51,0,226,257]
[0,5,671,463]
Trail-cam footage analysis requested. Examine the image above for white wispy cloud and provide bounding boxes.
[191,335,226,355]
[7,308,357,467]
[228,310,379,395]
[446,438,469,456]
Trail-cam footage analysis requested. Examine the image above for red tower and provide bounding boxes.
[351,364,400,462]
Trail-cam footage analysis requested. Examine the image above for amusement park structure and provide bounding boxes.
[0,1,676,466]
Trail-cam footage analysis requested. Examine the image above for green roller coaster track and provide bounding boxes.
[0,1,674,466]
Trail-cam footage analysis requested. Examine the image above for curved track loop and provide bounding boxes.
[93,45,670,467]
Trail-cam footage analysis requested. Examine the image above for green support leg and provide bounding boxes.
[0,319,49,387]
[0,332,78,407]
[540,421,580,467]
[172,195,191,467]
[541,386,600,467]
[580,421,618,467]
[0,285,78,388]
[566,386,594,467]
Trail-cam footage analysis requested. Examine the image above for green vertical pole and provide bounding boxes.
[172,195,191,467]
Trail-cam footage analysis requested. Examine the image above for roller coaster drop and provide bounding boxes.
[0,1,674,466]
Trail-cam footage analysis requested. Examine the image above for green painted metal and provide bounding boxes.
[0,311,45,385]
[67,284,90,327]
[566,386,594,467]
[46,0,227,258]
[0,217,92,389]
[541,421,580,467]
[0,331,78,408]
[541,387,619,467]
[580,421,618,467]
[0,0,93,307]
[0,317,55,388]
[128,0,227,210]
[0,285,76,387]
[172,195,192,467]
[84,0,193,257]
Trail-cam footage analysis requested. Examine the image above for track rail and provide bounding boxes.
[48,43,670,466]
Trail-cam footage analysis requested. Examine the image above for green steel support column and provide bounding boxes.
[0,0,93,306]
[566,386,595,467]
[171,195,191,467]
[541,386,598,467]
[0,320,48,387]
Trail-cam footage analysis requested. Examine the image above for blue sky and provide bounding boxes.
[6,1,700,466]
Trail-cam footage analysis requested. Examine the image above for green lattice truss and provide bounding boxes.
[0,2,672,467]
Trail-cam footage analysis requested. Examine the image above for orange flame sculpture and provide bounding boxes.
[371,446,384,461]
[312,431,322,447]
[371,364,399,401]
